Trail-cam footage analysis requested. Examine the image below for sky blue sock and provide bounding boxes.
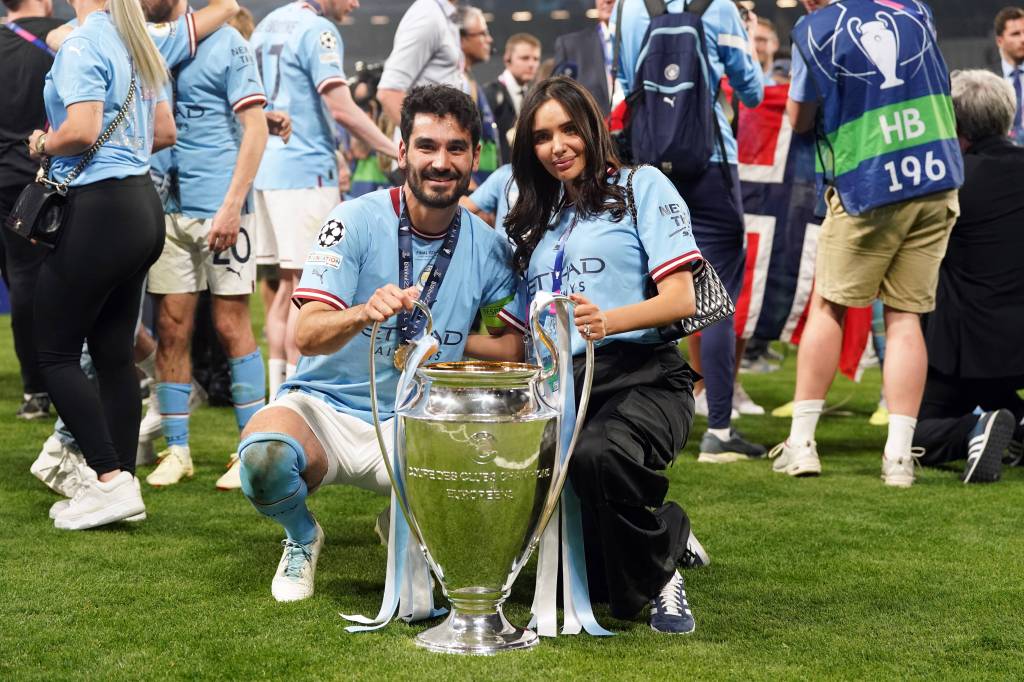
[156,382,191,447]
[238,433,317,545]
[229,350,266,431]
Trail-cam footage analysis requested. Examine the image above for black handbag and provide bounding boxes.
[627,165,736,340]
[4,73,136,249]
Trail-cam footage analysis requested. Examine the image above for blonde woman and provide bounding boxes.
[27,0,173,529]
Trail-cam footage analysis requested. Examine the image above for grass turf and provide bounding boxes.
[1,313,1022,681]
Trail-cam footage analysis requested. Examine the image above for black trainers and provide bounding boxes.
[680,530,710,569]
[650,570,695,634]
[16,393,51,421]
[697,429,767,463]
[963,410,1013,483]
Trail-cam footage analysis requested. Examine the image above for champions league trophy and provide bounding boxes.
[849,13,905,90]
[369,296,594,654]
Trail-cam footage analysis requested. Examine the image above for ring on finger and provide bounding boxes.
[582,323,592,338]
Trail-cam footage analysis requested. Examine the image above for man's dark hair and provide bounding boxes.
[995,6,1024,36]
[399,85,482,148]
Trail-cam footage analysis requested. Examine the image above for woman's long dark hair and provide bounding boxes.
[504,76,628,274]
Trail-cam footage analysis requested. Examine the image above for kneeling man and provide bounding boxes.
[239,86,526,602]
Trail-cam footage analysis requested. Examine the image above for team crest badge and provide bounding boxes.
[317,219,344,247]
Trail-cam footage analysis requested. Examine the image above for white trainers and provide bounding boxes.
[215,453,242,491]
[768,440,822,477]
[53,469,146,530]
[733,383,765,416]
[138,388,163,443]
[50,476,146,522]
[693,390,740,420]
[146,445,194,487]
[881,450,915,488]
[271,522,325,602]
[31,435,85,497]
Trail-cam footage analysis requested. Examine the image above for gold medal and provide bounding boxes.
[393,342,412,370]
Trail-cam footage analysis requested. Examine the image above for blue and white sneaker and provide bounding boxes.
[650,570,695,634]
[680,530,710,569]
[963,410,1013,484]
[271,521,325,602]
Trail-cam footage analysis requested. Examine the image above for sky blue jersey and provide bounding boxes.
[174,26,266,218]
[519,166,702,357]
[285,188,526,423]
[252,1,346,190]
[468,163,518,243]
[612,0,764,165]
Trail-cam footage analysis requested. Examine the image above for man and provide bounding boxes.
[995,6,1024,144]
[912,69,1024,483]
[252,0,397,398]
[0,0,63,422]
[553,0,616,116]
[457,5,499,185]
[140,0,269,490]
[613,0,766,462]
[753,16,785,85]
[238,85,525,602]
[485,33,541,163]
[376,0,464,127]
[770,0,963,487]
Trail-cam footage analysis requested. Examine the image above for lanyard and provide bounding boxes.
[4,21,56,56]
[550,209,579,295]
[396,192,462,343]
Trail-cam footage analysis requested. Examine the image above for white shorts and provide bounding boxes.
[147,214,256,296]
[271,390,394,495]
[253,187,339,270]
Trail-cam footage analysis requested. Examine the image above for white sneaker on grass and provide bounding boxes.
[146,445,194,487]
[53,469,146,530]
[733,383,765,416]
[215,453,242,490]
[51,476,146,522]
[138,388,163,444]
[31,435,83,496]
[881,450,915,488]
[768,440,822,477]
[272,521,325,602]
[693,390,740,420]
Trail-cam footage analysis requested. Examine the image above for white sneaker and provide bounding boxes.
[53,469,146,530]
[50,476,146,522]
[768,440,822,477]
[882,450,915,488]
[146,445,194,487]
[693,390,740,420]
[215,453,242,491]
[271,522,325,602]
[31,435,84,497]
[138,388,163,443]
[733,383,765,416]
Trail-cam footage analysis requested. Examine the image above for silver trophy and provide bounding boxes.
[369,296,595,655]
[849,13,905,90]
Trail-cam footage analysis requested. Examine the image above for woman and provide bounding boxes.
[505,76,701,634]
[27,0,172,529]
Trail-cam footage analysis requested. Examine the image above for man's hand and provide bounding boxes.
[27,130,46,160]
[363,285,419,323]
[266,111,292,143]
[208,203,241,252]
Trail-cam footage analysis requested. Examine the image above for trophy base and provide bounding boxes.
[415,606,538,655]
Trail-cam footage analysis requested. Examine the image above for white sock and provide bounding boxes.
[788,399,825,445]
[286,363,297,378]
[136,348,156,381]
[268,358,286,398]
[707,427,731,441]
[885,414,917,458]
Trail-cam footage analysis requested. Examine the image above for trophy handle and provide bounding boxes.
[368,299,433,546]
[530,295,567,384]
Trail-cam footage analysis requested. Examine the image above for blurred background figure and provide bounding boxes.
[485,32,541,163]
[995,6,1024,144]
[553,0,617,116]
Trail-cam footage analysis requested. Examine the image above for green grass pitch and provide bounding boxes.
[1,308,1022,680]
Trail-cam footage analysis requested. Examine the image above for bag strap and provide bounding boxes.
[624,164,651,225]
[49,70,137,193]
[3,21,55,56]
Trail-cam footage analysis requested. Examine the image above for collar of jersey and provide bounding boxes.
[299,1,324,16]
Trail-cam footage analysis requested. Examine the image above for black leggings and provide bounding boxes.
[34,174,164,475]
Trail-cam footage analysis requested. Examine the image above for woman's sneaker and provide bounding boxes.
[272,522,325,602]
[768,440,822,477]
[53,469,146,530]
[650,570,695,634]
[51,476,146,522]
[17,393,51,420]
[31,435,80,495]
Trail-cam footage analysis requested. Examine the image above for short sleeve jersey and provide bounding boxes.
[284,188,525,423]
[377,0,464,92]
[251,1,346,190]
[174,25,266,218]
[468,163,518,241]
[522,166,702,356]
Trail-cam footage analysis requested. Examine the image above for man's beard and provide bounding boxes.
[406,165,470,209]
[144,0,176,23]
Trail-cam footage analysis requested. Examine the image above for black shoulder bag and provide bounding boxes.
[5,72,137,249]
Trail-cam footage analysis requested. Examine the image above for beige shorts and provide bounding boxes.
[253,187,339,270]
[270,390,394,494]
[147,214,256,296]
[816,188,959,313]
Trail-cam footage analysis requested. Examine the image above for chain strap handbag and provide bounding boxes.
[5,72,137,249]
[628,165,736,340]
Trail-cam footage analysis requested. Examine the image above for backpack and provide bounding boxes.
[614,0,722,179]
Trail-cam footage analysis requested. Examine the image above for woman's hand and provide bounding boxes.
[569,293,611,341]
[27,130,46,160]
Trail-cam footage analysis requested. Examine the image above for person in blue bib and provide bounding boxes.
[237,85,525,603]
[771,0,964,488]
[463,162,517,241]
[26,0,179,530]
[504,76,705,635]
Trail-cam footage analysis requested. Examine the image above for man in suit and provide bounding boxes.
[553,0,616,116]
[484,33,540,163]
[994,6,1024,144]
[912,69,1024,483]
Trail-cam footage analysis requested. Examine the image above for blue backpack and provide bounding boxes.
[615,0,722,179]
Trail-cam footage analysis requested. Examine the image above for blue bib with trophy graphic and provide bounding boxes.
[790,0,962,215]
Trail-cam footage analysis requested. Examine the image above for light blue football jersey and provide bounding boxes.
[285,188,525,423]
[174,26,266,218]
[468,163,517,242]
[520,166,703,356]
[251,1,346,190]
